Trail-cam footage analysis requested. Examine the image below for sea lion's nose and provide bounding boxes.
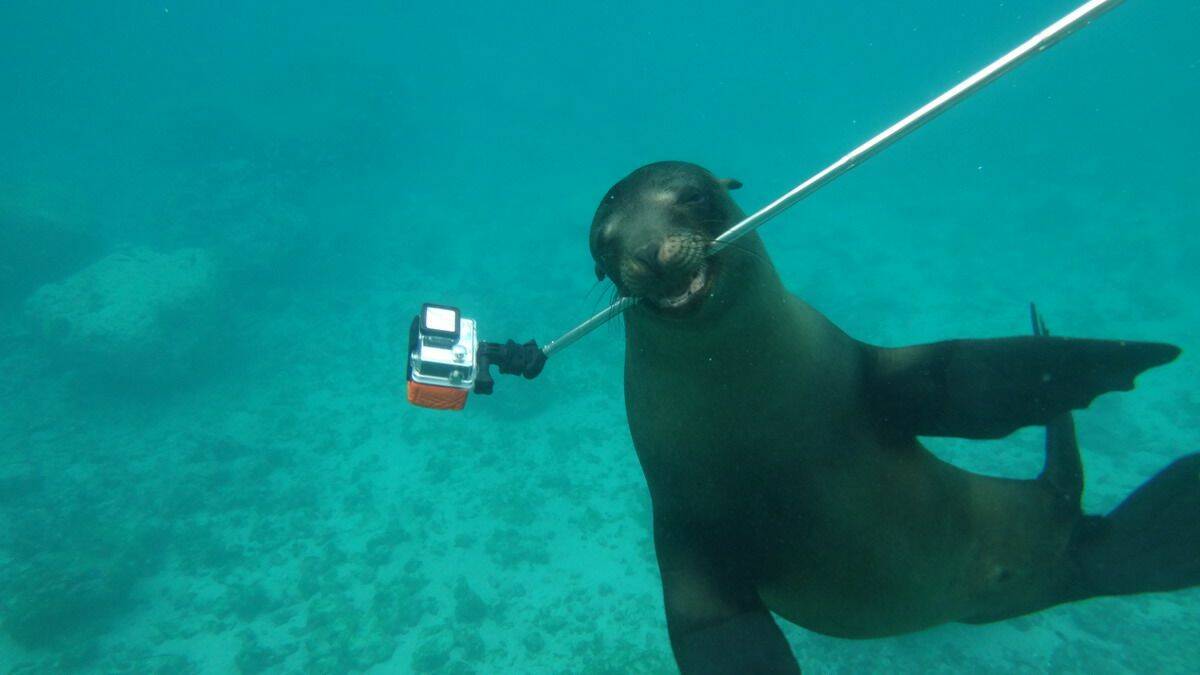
[621,234,698,296]
[631,242,664,276]
[618,241,664,295]
[658,237,685,267]
[632,239,688,272]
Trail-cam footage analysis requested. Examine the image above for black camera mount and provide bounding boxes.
[474,339,547,395]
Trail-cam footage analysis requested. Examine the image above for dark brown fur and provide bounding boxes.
[591,162,1190,671]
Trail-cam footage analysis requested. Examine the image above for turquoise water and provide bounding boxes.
[1,1,1197,672]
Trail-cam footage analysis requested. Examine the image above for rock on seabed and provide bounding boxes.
[24,246,222,385]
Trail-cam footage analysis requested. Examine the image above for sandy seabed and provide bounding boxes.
[1,175,1197,675]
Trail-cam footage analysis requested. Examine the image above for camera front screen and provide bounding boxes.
[421,304,460,339]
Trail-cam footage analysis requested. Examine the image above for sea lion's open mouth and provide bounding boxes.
[649,260,716,314]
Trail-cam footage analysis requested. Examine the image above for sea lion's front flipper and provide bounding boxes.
[654,514,800,674]
[864,335,1180,440]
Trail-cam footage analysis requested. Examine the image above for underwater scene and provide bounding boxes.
[1,0,1197,672]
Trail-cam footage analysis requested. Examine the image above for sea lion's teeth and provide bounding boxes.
[656,266,707,309]
[659,292,688,308]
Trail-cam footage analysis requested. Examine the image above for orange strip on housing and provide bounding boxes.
[407,380,468,410]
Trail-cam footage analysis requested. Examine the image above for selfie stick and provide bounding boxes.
[541,0,1125,359]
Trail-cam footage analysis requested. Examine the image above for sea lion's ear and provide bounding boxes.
[719,178,743,191]
[595,264,606,281]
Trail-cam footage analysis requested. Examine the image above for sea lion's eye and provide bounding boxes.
[677,187,706,205]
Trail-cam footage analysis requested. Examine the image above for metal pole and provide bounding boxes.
[542,0,1125,359]
[540,296,635,358]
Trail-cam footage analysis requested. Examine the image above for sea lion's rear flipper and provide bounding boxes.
[653,514,800,674]
[1073,453,1200,597]
[863,333,1180,440]
[1029,305,1083,509]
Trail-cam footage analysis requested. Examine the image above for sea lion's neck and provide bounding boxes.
[623,235,796,368]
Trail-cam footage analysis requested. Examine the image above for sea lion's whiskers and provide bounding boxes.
[607,285,627,333]
[587,280,617,315]
[584,279,609,302]
[703,237,764,264]
[693,218,766,263]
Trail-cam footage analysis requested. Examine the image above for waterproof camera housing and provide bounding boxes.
[406,303,548,410]
[407,304,478,410]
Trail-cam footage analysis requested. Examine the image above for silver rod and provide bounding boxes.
[542,296,635,358]
[713,0,1123,252]
[542,0,1125,359]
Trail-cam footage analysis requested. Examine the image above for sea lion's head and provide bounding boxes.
[589,161,748,320]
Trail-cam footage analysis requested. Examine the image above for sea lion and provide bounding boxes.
[589,161,1198,673]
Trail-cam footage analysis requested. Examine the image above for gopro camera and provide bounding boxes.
[406,303,548,410]
[407,304,478,410]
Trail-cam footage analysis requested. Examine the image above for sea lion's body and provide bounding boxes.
[593,162,1199,672]
[628,285,1070,638]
